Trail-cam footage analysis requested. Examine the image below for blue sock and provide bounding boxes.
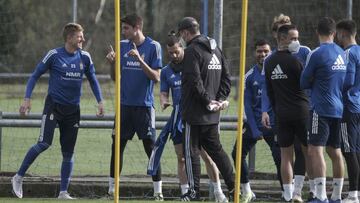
[60,152,74,192]
[18,143,49,176]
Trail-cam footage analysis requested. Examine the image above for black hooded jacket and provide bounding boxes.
[174,35,231,125]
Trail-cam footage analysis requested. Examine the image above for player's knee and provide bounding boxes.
[62,152,74,162]
[326,147,342,160]
[33,142,50,153]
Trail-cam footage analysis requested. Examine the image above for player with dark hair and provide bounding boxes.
[147,31,227,202]
[262,14,312,202]
[231,39,282,203]
[301,17,346,203]
[336,19,360,203]
[264,24,310,202]
[106,13,163,201]
[11,22,104,199]
[176,16,233,202]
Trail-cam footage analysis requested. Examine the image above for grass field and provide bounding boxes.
[0,198,278,203]
[0,81,339,177]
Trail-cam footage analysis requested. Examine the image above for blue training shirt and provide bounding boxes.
[343,44,360,113]
[300,42,347,118]
[160,63,181,106]
[261,46,311,112]
[25,47,103,105]
[120,37,162,107]
[245,64,275,138]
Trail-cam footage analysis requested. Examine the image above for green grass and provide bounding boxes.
[0,82,339,177]
[0,198,278,203]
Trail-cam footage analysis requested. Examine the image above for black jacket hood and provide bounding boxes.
[187,35,218,53]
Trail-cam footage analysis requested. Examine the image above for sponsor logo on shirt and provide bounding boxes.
[332,55,346,70]
[126,61,141,67]
[66,72,81,77]
[170,74,176,79]
[208,54,222,70]
[62,63,68,68]
[271,64,288,79]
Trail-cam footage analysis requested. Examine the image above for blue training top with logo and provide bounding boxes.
[25,47,103,105]
[160,64,181,106]
[244,64,275,139]
[300,42,347,118]
[343,44,360,113]
[121,37,162,107]
[261,46,311,112]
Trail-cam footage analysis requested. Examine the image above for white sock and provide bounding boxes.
[293,175,305,195]
[309,179,315,194]
[241,182,252,195]
[314,177,327,201]
[349,191,358,198]
[283,184,293,201]
[109,177,114,184]
[331,178,343,201]
[181,184,189,195]
[211,181,222,193]
[153,181,162,194]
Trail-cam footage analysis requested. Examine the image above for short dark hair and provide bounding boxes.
[166,30,182,47]
[62,23,84,41]
[121,13,143,29]
[317,17,336,36]
[277,24,297,39]
[254,39,270,48]
[177,17,200,34]
[336,19,357,36]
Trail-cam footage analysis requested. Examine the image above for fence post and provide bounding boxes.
[248,145,256,172]
[0,111,2,171]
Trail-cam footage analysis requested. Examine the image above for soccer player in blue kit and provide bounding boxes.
[231,39,281,203]
[147,32,227,202]
[300,17,346,203]
[11,23,105,199]
[106,13,163,201]
[336,19,360,203]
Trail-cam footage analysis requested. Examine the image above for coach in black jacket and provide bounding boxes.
[176,17,234,202]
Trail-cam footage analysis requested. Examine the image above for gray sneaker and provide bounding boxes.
[214,190,228,203]
[11,174,23,198]
[343,196,360,203]
[154,192,164,201]
[58,191,76,200]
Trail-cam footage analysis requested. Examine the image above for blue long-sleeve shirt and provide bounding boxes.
[300,42,347,118]
[261,46,311,112]
[245,65,275,138]
[343,44,360,113]
[25,47,103,105]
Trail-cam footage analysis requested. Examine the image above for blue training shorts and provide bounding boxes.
[341,109,360,153]
[308,111,341,148]
[114,105,156,141]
